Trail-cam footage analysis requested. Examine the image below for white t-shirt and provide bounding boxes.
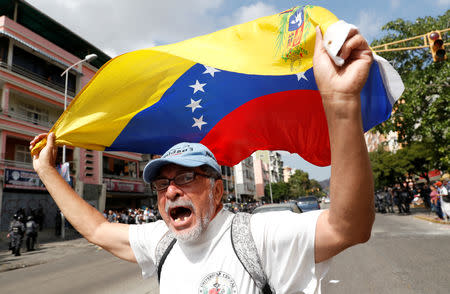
[129,209,330,293]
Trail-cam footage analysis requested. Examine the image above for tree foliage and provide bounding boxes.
[371,11,450,170]
[264,181,290,202]
[370,141,435,189]
[289,170,311,196]
[264,169,324,202]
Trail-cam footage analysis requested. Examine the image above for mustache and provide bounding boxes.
[165,198,195,214]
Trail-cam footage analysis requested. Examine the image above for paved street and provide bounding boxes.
[0,239,159,294]
[1,210,449,293]
[323,211,450,293]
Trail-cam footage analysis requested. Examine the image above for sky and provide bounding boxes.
[26,0,449,181]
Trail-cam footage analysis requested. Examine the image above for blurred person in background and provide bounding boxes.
[25,215,38,251]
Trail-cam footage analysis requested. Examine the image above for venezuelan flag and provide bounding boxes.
[31,5,403,167]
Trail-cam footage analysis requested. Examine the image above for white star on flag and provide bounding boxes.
[189,80,206,93]
[192,115,207,130]
[203,65,221,77]
[296,72,308,81]
[185,98,203,113]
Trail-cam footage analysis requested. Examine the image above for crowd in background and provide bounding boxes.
[104,178,450,225]
[103,207,161,224]
[375,178,449,221]
[103,202,267,225]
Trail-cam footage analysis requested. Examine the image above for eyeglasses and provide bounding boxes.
[152,171,210,191]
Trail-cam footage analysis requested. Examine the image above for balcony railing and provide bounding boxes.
[0,62,75,96]
[103,173,140,181]
[1,108,55,128]
[0,158,33,170]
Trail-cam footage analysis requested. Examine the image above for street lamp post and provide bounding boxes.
[267,153,273,203]
[59,54,96,240]
[60,54,97,163]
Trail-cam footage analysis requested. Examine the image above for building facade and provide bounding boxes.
[253,150,284,183]
[0,1,153,231]
[252,156,269,200]
[233,156,256,202]
[220,165,235,201]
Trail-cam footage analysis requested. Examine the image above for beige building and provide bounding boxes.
[252,156,269,200]
[253,150,283,182]
[283,166,296,183]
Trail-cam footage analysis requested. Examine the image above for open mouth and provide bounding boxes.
[169,206,193,223]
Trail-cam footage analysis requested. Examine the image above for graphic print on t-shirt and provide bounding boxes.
[198,271,238,294]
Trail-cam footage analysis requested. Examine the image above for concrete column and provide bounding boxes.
[0,178,4,229]
[76,64,83,94]
[7,40,13,68]
[73,147,81,182]
[13,1,18,21]
[98,151,103,185]
[0,130,4,162]
[1,85,9,114]
[75,179,84,199]
[99,183,106,213]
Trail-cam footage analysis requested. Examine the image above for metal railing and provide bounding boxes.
[1,108,55,128]
[0,62,75,96]
[0,158,33,170]
[102,173,140,181]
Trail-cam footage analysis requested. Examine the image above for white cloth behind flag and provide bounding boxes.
[57,162,71,183]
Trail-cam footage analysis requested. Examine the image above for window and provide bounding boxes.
[221,166,232,177]
[12,46,76,93]
[0,37,8,64]
[16,102,49,124]
[15,145,32,163]
[103,156,137,178]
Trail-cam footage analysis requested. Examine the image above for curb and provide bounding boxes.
[0,258,47,273]
[414,215,450,225]
[0,237,91,273]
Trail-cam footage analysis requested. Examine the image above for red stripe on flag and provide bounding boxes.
[201,89,331,167]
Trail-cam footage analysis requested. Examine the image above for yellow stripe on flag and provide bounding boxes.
[152,6,338,75]
[32,50,195,154]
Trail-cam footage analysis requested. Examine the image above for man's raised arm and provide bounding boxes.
[30,133,136,262]
[313,26,375,263]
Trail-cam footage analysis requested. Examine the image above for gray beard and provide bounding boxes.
[165,191,215,242]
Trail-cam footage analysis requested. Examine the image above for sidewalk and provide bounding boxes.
[0,235,95,273]
[413,213,450,225]
[0,228,95,273]
[388,206,450,225]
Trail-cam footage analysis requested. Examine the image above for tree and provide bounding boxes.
[309,179,326,197]
[264,169,324,202]
[288,170,311,197]
[370,141,436,189]
[397,141,435,183]
[370,147,408,190]
[371,11,450,171]
[264,181,290,202]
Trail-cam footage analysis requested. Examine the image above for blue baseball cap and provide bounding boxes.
[143,142,221,183]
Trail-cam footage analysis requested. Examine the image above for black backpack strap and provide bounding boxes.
[231,212,272,294]
[155,231,176,283]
